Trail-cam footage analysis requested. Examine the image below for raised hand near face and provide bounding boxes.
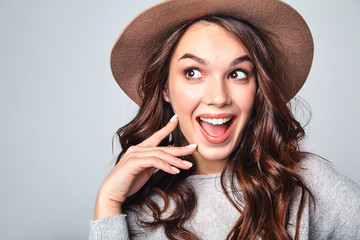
[94,115,196,219]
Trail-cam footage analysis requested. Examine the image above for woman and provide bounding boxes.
[90,0,360,239]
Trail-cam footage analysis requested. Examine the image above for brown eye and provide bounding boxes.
[228,70,247,80]
[185,69,202,79]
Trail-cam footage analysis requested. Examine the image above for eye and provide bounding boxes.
[185,68,203,79]
[228,70,247,80]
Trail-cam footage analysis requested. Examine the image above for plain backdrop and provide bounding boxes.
[0,0,359,239]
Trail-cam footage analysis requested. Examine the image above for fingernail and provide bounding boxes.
[182,161,193,167]
[170,114,178,122]
[186,144,197,149]
[171,166,180,174]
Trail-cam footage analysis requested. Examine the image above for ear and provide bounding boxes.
[162,89,171,102]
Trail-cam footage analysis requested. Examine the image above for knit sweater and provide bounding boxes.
[89,156,360,239]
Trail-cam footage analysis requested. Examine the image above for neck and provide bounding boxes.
[192,151,227,175]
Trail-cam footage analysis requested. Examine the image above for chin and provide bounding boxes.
[196,145,233,161]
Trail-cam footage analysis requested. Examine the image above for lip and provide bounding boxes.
[197,113,234,119]
[196,113,236,144]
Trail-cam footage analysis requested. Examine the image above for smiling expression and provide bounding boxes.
[163,21,257,164]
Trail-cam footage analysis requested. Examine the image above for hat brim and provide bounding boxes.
[110,0,313,105]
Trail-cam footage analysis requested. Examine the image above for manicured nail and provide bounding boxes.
[170,114,178,122]
[182,161,193,167]
[171,166,180,174]
[186,144,197,149]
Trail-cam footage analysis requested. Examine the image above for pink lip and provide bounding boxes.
[196,113,236,144]
[197,113,234,118]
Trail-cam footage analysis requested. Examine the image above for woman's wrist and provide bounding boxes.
[94,193,123,220]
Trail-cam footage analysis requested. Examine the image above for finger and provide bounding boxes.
[131,156,181,175]
[138,114,178,147]
[130,149,194,169]
[144,144,197,157]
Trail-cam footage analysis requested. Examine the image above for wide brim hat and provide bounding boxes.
[110,0,313,105]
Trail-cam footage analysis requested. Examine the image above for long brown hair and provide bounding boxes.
[114,15,314,240]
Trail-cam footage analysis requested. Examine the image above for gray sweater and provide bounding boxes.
[89,156,360,239]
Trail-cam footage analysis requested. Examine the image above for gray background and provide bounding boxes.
[0,0,359,239]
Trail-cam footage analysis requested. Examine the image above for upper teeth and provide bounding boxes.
[200,117,232,125]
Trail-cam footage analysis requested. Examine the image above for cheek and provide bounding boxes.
[233,87,257,119]
[243,92,256,111]
[168,84,201,141]
[168,83,200,116]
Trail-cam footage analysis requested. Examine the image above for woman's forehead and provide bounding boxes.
[171,21,249,65]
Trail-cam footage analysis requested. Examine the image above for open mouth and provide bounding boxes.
[196,114,236,144]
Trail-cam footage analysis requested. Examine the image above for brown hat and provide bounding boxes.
[110,0,313,105]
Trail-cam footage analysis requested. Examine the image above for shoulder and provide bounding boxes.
[297,154,360,238]
[298,154,360,199]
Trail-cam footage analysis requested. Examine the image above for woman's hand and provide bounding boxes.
[94,115,196,220]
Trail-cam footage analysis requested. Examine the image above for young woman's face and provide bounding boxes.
[164,22,257,163]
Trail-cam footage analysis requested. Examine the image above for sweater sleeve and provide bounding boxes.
[301,156,360,239]
[89,215,129,240]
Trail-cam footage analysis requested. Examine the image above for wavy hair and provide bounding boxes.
[114,15,314,240]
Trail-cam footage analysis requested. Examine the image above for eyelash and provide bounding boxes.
[183,68,249,80]
[228,69,248,80]
[184,68,202,79]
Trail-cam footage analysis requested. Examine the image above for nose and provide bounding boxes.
[204,77,231,107]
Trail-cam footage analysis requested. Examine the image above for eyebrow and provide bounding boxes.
[230,55,252,67]
[178,53,207,65]
[178,53,251,67]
